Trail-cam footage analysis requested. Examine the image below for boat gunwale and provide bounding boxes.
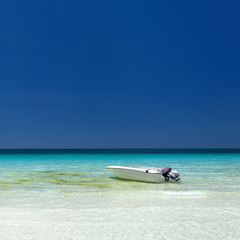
[107,166,162,175]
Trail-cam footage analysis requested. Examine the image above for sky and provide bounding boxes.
[0,0,240,148]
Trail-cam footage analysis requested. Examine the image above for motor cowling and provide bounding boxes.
[161,167,180,182]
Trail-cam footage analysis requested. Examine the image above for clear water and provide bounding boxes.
[0,149,240,240]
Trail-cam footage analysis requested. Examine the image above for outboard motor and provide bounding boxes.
[161,167,180,182]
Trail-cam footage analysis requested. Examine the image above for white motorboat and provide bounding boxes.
[107,166,180,183]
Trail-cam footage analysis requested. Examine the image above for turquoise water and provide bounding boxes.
[0,149,240,239]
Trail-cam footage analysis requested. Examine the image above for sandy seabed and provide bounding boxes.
[0,188,239,240]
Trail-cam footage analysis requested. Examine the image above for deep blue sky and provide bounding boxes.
[0,0,240,148]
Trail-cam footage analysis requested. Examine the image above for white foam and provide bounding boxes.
[161,191,204,196]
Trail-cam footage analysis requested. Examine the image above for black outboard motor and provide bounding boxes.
[161,167,180,182]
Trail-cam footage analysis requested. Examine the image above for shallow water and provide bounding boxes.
[0,150,240,240]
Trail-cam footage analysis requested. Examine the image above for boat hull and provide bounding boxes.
[107,166,179,183]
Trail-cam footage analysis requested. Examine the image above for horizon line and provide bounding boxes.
[0,148,240,150]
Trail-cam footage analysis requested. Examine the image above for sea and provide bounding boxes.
[0,149,239,240]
